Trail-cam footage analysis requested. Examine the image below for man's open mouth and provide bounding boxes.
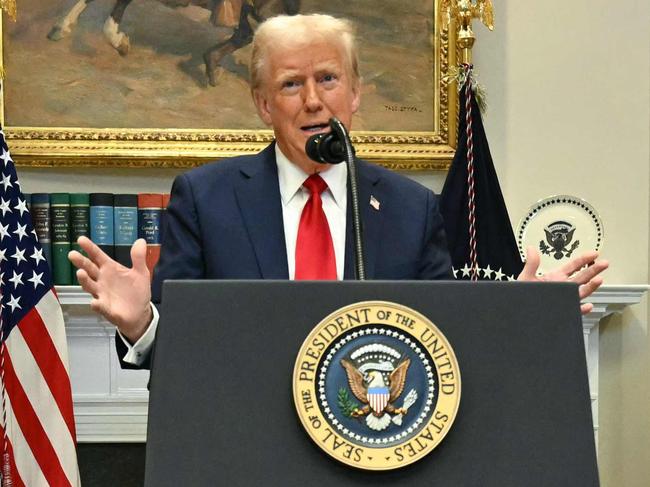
[301,123,330,133]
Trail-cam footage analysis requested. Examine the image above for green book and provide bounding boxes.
[70,193,90,285]
[50,193,72,285]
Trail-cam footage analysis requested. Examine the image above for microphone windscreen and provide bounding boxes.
[305,132,345,164]
[305,133,328,164]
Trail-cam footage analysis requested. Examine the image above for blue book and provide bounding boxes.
[90,193,114,259]
[114,194,138,267]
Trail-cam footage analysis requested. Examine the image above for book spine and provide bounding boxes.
[138,193,163,280]
[113,194,138,268]
[90,193,114,259]
[70,193,90,285]
[31,193,52,273]
[160,193,171,245]
[50,193,72,285]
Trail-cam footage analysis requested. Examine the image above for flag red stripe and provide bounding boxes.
[3,353,72,487]
[0,428,26,487]
[18,307,76,439]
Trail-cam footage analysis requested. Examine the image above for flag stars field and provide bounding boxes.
[453,264,517,281]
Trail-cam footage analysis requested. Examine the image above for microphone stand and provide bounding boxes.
[328,118,365,281]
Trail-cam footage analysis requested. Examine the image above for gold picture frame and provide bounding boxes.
[0,1,457,170]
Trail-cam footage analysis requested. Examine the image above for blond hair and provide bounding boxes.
[250,14,360,92]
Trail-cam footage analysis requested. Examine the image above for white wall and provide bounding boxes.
[469,2,649,485]
[16,1,650,484]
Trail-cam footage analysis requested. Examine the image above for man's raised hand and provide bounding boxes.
[68,236,153,343]
[518,246,609,315]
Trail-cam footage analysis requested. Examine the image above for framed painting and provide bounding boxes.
[0,0,458,169]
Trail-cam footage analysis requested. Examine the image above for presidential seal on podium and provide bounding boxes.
[293,301,461,470]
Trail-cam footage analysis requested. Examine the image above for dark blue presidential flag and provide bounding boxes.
[440,66,523,281]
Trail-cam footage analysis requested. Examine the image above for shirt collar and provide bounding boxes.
[275,144,347,208]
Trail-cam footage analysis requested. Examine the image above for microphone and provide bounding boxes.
[304,117,366,280]
[305,122,346,164]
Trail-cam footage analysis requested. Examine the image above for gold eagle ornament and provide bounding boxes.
[440,0,494,31]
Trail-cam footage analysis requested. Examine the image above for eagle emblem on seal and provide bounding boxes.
[339,344,418,432]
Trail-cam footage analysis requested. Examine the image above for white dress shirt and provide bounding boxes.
[120,145,348,365]
[276,145,347,280]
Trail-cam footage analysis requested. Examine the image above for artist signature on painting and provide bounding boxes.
[384,105,422,113]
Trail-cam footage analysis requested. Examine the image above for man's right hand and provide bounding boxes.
[68,236,153,343]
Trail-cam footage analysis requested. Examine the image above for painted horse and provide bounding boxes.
[47,0,300,86]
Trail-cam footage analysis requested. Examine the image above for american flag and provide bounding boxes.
[0,129,80,486]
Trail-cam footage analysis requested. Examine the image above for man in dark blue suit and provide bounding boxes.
[151,143,452,296]
[69,14,606,368]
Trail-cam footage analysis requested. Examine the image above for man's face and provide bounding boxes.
[253,41,361,174]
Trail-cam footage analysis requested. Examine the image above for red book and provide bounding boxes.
[161,193,171,245]
[137,193,163,280]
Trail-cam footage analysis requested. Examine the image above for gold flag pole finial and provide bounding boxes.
[440,0,494,65]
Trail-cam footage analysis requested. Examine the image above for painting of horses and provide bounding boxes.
[2,0,436,132]
[0,0,455,168]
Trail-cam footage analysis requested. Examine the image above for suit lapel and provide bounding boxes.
[344,161,384,280]
[234,144,289,279]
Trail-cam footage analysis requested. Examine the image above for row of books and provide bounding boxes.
[24,193,170,285]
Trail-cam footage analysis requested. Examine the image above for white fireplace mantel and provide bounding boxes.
[59,285,648,443]
[579,285,649,446]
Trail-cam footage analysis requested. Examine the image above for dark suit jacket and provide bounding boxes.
[117,143,452,367]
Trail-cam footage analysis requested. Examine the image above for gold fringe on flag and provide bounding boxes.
[443,66,488,115]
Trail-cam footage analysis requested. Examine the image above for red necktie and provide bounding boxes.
[295,174,337,280]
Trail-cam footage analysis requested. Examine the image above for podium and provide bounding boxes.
[145,281,599,486]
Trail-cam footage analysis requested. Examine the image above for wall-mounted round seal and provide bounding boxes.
[516,195,604,274]
[293,301,461,471]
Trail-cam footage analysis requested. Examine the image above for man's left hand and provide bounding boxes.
[518,247,609,315]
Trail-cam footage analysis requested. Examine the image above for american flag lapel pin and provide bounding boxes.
[370,195,380,211]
